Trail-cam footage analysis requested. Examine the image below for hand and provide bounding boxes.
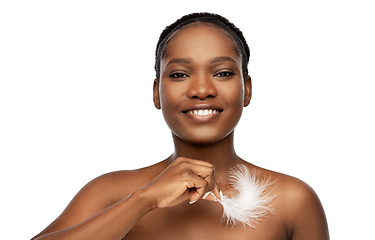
[142,157,221,209]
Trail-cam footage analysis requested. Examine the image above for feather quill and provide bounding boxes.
[217,164,277,228]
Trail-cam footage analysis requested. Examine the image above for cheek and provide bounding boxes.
[220,81,245,133]
[159,82,182,110]
[159,82,185,129]
[219,80,244,109]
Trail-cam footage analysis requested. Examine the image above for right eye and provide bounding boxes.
[169,72,189,78]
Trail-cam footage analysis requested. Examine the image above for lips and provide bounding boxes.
[182,104,223,122]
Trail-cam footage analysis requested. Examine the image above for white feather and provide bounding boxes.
[217,164,277,228]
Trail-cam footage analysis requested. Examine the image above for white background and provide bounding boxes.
[1,0,374,239]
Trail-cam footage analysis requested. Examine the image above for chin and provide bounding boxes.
[175,129,234,146]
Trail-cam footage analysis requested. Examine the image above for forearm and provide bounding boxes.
[34,189,154,240]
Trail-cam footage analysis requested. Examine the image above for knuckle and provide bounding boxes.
[178,162,190,172]
[185,179,195,188]
[180,169,190,178]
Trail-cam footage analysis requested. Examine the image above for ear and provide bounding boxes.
[153,79,161,109]
[244,75,252,107]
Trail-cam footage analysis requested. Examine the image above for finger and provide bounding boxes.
[185,176,209,204]
[176,158,216,184]
[212,181,222,200]
[201,180,221,202]
[186,164,219,200]
[177,162,215,188]
[187,163,215,181]
[177,157,214,169]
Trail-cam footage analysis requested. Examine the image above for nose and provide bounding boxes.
[187,75,218,100]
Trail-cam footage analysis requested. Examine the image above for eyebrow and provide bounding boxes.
[210,56,237,64]
[165,58,192,67]
[165,56,237,67]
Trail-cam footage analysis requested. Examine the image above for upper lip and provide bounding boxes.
[182,104,223,113]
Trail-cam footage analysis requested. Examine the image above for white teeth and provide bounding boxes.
[188,109,219,116]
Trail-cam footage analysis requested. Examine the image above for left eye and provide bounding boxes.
[215,71,234,77]
[170,72,189,78]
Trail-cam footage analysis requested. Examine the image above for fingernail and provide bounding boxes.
[202,191,212,200]
[189,199,198,204]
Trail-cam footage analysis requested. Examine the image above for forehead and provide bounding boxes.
[162,23,241,64]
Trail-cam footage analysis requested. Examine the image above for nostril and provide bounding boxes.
[191,94,215,100]
[186,80,218,99]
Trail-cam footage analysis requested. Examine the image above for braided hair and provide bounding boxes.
[154,12,250,81]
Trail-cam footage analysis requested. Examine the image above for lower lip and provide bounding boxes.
[183,111,221,123]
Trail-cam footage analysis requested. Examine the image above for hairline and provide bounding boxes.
[156,21,246,81]
[163,22,242,61]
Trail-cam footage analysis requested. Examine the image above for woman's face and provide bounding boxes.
[154,23,251,145]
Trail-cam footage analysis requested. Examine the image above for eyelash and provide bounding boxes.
[169,72,189,78]
[214,71,235,78]
[169,71,235,79]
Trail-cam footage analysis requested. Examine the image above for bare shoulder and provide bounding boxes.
[270,170,323,217]
[32,161,167,239]
[244,163,316,196]
[265,169,319,204]
[69,160,168,212]
[250,164,329,240]
[93,161,167,200]
[69,161,165,205]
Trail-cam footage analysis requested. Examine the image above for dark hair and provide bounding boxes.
[154,12,250,81]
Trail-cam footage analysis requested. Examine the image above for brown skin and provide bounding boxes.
[32,24,329,240]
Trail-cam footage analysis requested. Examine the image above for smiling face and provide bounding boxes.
[154,23,251,145]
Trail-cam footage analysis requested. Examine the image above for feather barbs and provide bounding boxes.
[217,164,277,228]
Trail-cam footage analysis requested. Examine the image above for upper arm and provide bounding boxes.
[32,171,128,239]
[285,180,329,240]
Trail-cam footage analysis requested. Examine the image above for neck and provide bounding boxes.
[169,131,242,177]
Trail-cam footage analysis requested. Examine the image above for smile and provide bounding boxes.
[182,104,223,123]
[187,109,220,116]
